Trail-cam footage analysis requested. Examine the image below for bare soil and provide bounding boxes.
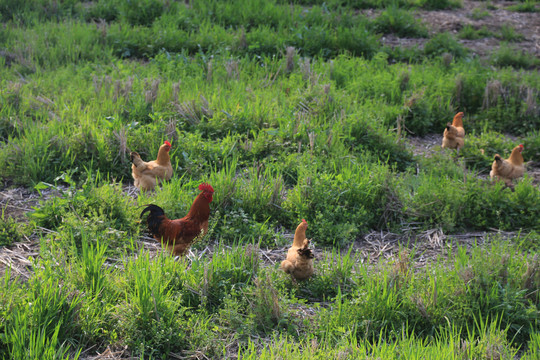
[368,0,540,59]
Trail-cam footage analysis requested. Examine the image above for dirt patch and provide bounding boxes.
[0,187,40,221]
[367,0,540,59]
[406,133,442,157]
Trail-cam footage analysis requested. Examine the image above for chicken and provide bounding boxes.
[130,140,173,191]
[441,112,465,155]
[490,144,525,187]
[141,183,214,256]
[280,219,314,281]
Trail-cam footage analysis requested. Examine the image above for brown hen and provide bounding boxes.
[442,112,465,155]
[131,140,173,191]
[490,144,525,187]
[280,219,314,281]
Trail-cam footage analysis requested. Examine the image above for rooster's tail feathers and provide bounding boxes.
[141,204,165,217]
[141,204,166,235]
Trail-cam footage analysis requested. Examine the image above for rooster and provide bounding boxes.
[490,144,525,187]
[141,183,214,256]
[131,140,173,191]
[442,112,465,155]
[280,219,314,281]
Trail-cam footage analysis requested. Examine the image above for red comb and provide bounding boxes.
[164,141,171,147]
[519,144,524,148]
[199,183,214,193]
[302,219,307,224]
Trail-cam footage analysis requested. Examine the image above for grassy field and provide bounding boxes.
[1,0,540,358]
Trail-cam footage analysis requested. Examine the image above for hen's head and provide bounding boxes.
[518,144,524,152]
[452,112,464,127]
[163,140,172,152]
[199,183,214,202]
[297,219,308,231]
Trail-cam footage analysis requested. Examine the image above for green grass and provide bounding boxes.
[1,0,540,357]
[507,1,539,13]
[469,7,491,20]
[372,6,429,38]
[497,24,525,42]
[0,207,27,246]
[458,25,493,40]
[491,44,540,69]
[1,238,539,358]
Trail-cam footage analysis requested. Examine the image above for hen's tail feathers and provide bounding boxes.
[141,204,166,235]
[297,247,314,259]
[130,151,142,164]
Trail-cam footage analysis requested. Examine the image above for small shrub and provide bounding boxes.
[401,89,433,136]
[491,44,540,69]
[282,161,389,245]
[418,0,462,10]
[246,25,282,56]
[29,179,137,234]
[497,24,525,42]
[461,178,540,231]
[119,0,166,26]
[507,2,539,13]
[345,117,415,170]
[334,26,381,59]
[458,25,493,40]
[470,7,491,20]
[84,0,120,22]
[522,132,540,164]
[399,169,466,231]
[373,7,429,38]
[384,44,424,63]
[0,209,26,247]
[424,33,468,58]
